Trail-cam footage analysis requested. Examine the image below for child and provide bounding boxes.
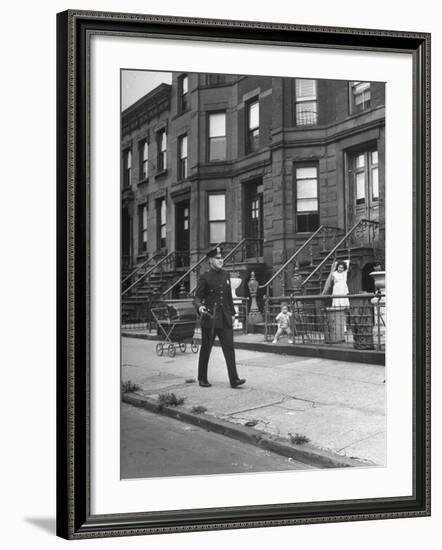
[272,302,294,344]
[331,260,350,308]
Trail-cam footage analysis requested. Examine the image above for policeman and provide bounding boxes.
[193,246,246,389]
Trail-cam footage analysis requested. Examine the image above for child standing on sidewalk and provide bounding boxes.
[272,302,294,344]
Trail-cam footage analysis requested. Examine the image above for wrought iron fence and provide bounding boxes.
[263,293,385,351]
[121,297,250,335]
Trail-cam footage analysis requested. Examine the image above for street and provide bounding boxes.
[121,403,314,478]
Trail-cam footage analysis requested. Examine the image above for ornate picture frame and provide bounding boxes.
[56,10,430,539]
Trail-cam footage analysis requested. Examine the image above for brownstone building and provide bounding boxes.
[121,72,385,306]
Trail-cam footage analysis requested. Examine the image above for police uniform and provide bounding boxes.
[193,247,245,388]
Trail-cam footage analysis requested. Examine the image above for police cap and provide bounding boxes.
[206,246,223,259]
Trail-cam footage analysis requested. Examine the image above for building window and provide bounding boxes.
[350,81,371,114]
[157,129,167,172]
[352,149,379,205]
[179,74,189,113]
[178,134,188,180]
[208,112,226,162]
[156,198,166,249]
[371,151,379,201]
[295,166,319,232]
[139,139,148,180]
[208,193,226,244]
[205,74,226,86]
[123,148,131,188]
[138,203,148,254]
[246,98,259,153]
[295,79,318,126]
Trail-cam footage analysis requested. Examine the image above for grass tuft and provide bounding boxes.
[289,433,310,445]
[158,392,185,407]
[122,380,141,393]
[191,405,207,414]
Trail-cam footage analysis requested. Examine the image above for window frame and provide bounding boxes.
[138,138,149,182]
[178,134,188,180]
[294,163,320,233]
[205,74,227,86]
[349,147,379,206]
[156,198,167,250]
[349,81,372,114]
[137,202,148,255]
[122,148,131,188]
[207,191,227,245]
[246,97,260,154]
[207,111,227,162]
[294,79,318,126]
[156,128,167,173]
[178,74,189,113]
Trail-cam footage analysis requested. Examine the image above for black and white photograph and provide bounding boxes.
[120,70,386,479]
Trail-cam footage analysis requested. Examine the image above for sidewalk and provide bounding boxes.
[122,336,386,469]
[122,328,385,365]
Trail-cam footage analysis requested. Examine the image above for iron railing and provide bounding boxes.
[259,225,340,297]
[186,238,264,296]
[162,240,255,299]
[122,250,189,297]
[301,219,380,293]
[121,251,165,289]
[263,292,385,351]
[121,296,250,335]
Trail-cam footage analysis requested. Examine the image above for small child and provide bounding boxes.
[272,302,294,344]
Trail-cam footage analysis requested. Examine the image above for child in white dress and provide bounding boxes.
[331,260,350,308]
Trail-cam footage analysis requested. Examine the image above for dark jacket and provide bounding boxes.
[193,268,235,329]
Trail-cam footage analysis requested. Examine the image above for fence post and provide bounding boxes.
[264,291,269,342]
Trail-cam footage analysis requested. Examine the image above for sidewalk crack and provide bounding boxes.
[336,430,385,453]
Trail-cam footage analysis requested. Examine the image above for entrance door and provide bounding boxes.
[122,206,132,271]
[175,200,190,267]
[347,148,379,245]
[244,182,263,258]
[348,148,379,225]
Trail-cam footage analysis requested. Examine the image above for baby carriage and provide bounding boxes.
[151,302,200,358]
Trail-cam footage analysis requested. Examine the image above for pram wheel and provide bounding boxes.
[191,341,199,353]
[179,342,187,353]
[168,344,176,358]
[156,343,164,356]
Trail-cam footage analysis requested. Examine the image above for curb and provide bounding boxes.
[122,332,385,365]
[123,392,372,470]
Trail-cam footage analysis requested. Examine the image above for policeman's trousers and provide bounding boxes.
[198,327,239,384]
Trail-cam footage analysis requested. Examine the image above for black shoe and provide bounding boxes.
[199,380,212,388]
[230,378,246,388]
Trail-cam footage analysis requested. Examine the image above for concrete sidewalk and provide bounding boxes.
[122,336,386,469]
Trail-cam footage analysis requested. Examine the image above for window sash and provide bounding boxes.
[209,136,226,161]
[179,135,188,159]
[208,193,226,221]
[295,166,319,231]
[248,100,259,130]
[296,79,317,100]
[209,221,226,244]
[209,113,226,137]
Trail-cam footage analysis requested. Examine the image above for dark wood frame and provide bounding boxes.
[56,9,431,539]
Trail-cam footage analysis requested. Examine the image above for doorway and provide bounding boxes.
[244,180,263,258]
[175,200,190,267]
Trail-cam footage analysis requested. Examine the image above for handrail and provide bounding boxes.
[122,250,176,296]
[300,218,380,290]
[223,237,262,264]
[187,237,263,295]
[121,252,164,285]
[259,225,339,291]
[161,241,228,297]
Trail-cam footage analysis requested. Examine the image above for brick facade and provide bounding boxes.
[122,73,385,293]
